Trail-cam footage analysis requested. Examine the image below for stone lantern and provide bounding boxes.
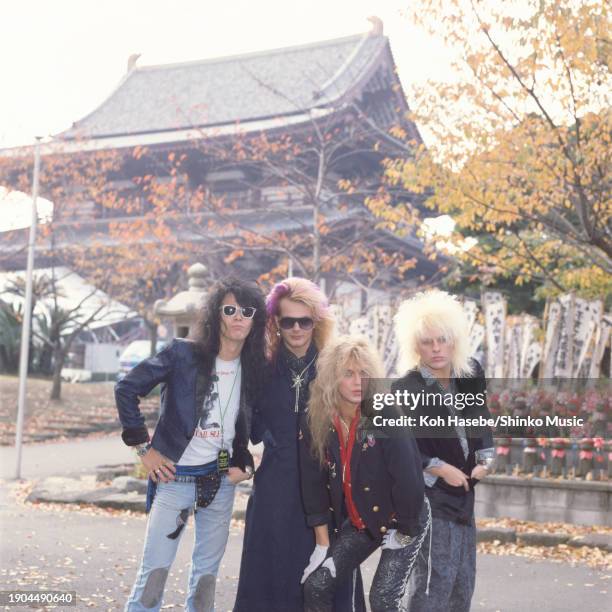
[154,263,208,338]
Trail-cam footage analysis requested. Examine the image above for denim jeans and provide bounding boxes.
[125,474,236,611]
[405,516,476,612]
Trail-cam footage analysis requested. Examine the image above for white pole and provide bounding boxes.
[14,137,41,479]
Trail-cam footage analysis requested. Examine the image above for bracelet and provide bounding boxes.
[395,531,414,546]
[135,443,151,457]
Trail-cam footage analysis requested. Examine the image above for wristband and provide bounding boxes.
[135,443,151,457]
[395,531,414,546]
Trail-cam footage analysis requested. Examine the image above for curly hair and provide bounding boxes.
[307,335,385,465]
[265,277,335,360]
[394,289,474,378]
[190,277,267,402]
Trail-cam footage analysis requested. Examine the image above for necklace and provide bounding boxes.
[338,418,350,450]
[213,360,241,448]
[338,413,356,448]
[339,415,351,432]
[289,353,317,412]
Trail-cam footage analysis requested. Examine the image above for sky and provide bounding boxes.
[0,0,457,148]
[0,0,459,232]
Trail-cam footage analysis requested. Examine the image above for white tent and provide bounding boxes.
[0,266,137,333]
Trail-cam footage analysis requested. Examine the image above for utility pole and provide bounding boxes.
[15,137,42,479]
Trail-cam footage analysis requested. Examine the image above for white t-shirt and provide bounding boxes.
[178,356,242,466]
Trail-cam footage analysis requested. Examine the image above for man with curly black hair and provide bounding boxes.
[115,277,266,612]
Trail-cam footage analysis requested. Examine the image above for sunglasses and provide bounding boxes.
[221,304,257,319]
[278,316,314,330]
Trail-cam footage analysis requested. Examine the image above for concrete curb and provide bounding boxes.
[25,472,612,553]
[517,532,570,547]
[476,527,517,543]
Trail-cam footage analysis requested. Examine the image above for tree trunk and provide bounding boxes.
[38,344,53,375]
[313,199,320,282]
[50,343,64,400]
[146,318,158,356]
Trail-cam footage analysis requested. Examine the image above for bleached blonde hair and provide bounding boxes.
[307,335,385,465]
[394,289,474,377]
[265,277,335,360]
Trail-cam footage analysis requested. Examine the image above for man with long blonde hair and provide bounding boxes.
[299,335,429,612]
[392,289,495,612]
[234,278,358,611]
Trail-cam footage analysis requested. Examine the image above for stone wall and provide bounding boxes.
[475,475,612,527]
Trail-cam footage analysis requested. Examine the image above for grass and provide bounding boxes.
[0,374,160,446]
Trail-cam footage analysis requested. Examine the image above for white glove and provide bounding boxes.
[301,545,329,584]
[381,529,412,550]
[322,557,336,578]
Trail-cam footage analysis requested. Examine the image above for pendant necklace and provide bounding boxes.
[290,354,317,412]
[339,417,350,448]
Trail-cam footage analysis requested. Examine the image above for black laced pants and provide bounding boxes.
[304,503,430,612]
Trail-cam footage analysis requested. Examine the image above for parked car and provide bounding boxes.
[117,340,167,380]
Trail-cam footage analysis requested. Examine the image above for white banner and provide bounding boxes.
[553,294,575,378]
[572,299,603,376]
[482,291,506,378]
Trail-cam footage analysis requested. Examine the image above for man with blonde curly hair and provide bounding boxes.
[299,335,429,612]
[392,289,495,612]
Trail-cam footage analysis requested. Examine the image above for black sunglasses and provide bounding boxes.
[221,304,257,319]
[279,316,314,330]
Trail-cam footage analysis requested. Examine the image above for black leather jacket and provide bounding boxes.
[392,358,494,523]
[114,338,254,469]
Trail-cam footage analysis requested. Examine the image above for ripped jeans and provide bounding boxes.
[125,474,236,611]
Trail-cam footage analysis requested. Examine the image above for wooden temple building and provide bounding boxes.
[0,19,443,312]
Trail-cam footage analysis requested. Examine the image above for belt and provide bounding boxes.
[145,459,221,514]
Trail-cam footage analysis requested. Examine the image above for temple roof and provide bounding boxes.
[59,31,393,141]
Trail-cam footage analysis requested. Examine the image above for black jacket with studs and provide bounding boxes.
[298,407,425,539]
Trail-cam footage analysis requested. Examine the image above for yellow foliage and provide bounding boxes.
[376,0,611,298]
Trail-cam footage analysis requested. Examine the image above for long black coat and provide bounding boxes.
[234,344,362,612]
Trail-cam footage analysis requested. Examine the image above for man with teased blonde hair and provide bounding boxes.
[234,278,358,611]
[392,289,495,612]
[265,276,335,362]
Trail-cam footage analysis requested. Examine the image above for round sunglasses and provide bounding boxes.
[278,316,314,330]
[220,304,257,319]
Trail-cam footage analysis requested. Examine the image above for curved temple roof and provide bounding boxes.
[60,31,390,140]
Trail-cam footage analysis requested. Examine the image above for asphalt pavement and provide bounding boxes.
[0,482,609,611]
[0,435,610,611]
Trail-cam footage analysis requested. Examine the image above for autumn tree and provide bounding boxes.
[4,269,114,399]
[371,0,611,301]
[168,96,431,302]
[67,151,202,357]
[0,144,206,359]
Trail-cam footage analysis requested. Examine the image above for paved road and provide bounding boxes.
[0,483,609,612]
[0,436,265,481]
[0,435,136,480]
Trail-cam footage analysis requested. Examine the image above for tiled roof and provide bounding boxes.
[60,32,390,139]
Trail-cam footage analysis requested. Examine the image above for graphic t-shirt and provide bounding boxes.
[178,356,241,466]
